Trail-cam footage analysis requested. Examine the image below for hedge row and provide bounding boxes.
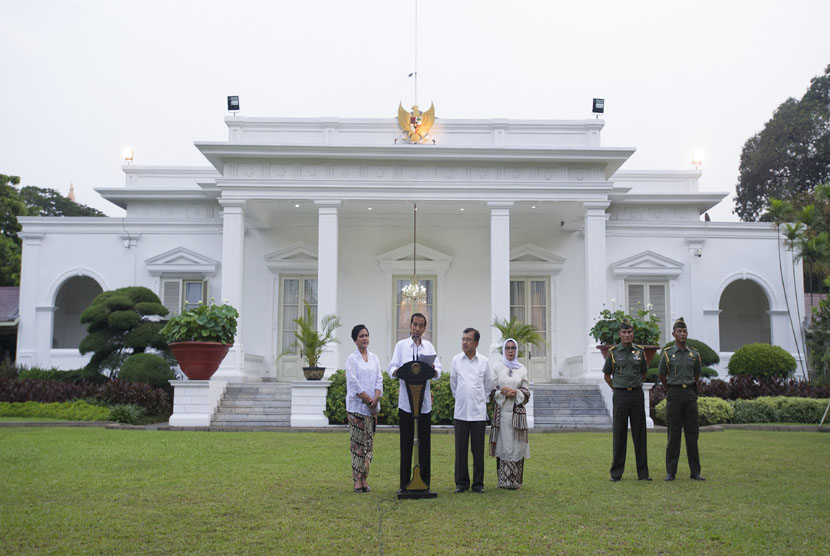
[0,378,172,415]
[0,400,111,421]
[654,396,828,426]
[325,370,468,426]
[650,376,830,411]
[654,397,735,426]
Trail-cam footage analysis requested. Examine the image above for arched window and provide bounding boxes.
[52,276,103,349]
[718,279,771,351]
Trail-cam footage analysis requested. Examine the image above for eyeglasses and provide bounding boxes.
[505,346,517,351]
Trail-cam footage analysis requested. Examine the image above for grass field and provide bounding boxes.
[1,427,827,555]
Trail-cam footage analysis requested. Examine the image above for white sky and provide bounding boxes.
[1,0,829,221]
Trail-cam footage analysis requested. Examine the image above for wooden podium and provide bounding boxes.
[396,360,438,499]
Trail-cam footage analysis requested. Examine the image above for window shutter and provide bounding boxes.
[627,284,645,314]
[162,280,181,315]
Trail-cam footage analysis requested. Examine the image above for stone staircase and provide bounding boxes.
[532,384,612,429]
[211,383,292,429]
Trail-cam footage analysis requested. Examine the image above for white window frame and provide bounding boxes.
[626,280,669,345]
[393,275,437,350]
[509,277,550,359]
[278,276,319,356]
[161,278,207,316]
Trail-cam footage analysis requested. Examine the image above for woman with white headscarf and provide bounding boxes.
[489,338,531,489]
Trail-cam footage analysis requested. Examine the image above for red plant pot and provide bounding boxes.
[169,341,231,380]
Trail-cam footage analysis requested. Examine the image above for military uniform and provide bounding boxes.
[659,344,702,478]
[602,343,649,480]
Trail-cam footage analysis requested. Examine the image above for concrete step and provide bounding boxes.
[211,383,292,427]
[213,412,290,421]
[531,383,611,429]
[535,415,612,424]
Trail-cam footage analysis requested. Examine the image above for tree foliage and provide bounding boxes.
[0,174,105,286]
[79,287,170,378]
[735,65,830,221]
[20,186,105,217]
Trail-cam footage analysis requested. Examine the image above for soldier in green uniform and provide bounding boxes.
[602,321,651,482]
[659,317,705,481]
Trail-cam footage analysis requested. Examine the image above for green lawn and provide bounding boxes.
[0,428,827,555]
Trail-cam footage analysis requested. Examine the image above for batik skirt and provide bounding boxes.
[348,411,376,476]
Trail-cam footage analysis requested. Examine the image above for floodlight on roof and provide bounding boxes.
[227,96,240,112]
[592,98,605,117]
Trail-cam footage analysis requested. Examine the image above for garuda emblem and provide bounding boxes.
[397,102,435,144]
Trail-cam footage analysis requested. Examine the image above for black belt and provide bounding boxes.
[668,384,695,389]
[614,387,638,391]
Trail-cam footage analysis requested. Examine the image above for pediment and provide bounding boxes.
[145,247,219,276]
[610,250,683,279]
[264,242,318,273]
[510,243,565,276]
[378,242,452,274]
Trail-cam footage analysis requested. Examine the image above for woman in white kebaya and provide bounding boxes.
[489,338,531,489]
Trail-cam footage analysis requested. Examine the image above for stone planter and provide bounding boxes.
[169,341,231,380]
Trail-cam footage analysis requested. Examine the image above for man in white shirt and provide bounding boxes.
[450,327,492,493]
[388,312,442,493]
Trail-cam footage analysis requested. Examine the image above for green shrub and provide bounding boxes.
[654,396,734,426]
[108,404,145,424]
[697,397,734,425]
[732,399,778,423]
[324,369,400,425]
[728,343,797,378]
[430,374,454,425]
[0,400,111,421]
[0,358,18,379]
[756,396,828,423]
[18,367,107,384]
[701,367,719,379]
[119,353,175,389]
[650,338,719,368]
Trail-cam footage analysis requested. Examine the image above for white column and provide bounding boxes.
[316,200,341,374]
[685,238,705,334]
[584,201,609,382]
[214,199,246,381]
[489,202,513,352]
[16,232,44,367]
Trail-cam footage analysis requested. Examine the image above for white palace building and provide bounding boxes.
[15,112,807,425]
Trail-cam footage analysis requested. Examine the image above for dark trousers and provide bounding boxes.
[610,388,649,480]
[454,419,486,490]
[399,409,431,489]
[665,387,701,475]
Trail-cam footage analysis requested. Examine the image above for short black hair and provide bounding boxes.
[411,313,427,326]
[673,317,687,331]
[463,327,480,342]
[619,321,633,331]
[351,324,368,341]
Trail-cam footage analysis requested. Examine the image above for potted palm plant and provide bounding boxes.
[292,302,341,380]
[492,316,547,359]
[160,300,238,380]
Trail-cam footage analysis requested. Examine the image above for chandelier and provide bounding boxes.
[401,203,427,304]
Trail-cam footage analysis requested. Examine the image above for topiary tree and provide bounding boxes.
[79,286,170,378]
[651,338,720,368]
[119,353,175,389]
[727,343,797,379]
